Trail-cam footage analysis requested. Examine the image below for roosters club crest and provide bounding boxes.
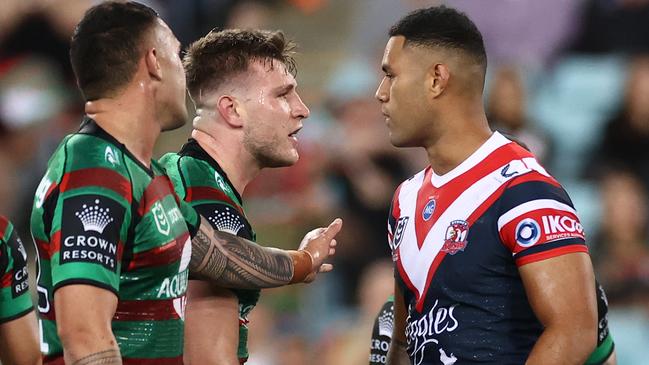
[442,220,469,255]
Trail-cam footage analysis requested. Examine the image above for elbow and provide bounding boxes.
[578,321,598,359]
[564,315,598,362]
[57,320,115,355]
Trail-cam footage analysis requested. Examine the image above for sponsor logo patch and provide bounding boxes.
[61,196,124,271]
[422,199,436,221]
[441,220,469,255]
[104,146,119,166]
[208,206,244,235]
[515,218,541,247]
[9,232,29,298]
[541,215,584,241]
[405,300,459,365]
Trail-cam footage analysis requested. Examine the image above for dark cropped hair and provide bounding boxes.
[70,1,159,100]
[183,29,296,104]
[390,6,487,69]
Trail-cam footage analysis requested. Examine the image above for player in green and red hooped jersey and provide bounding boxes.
[0,215,40,365]
[30,2,341,365]
[160,29,314,364]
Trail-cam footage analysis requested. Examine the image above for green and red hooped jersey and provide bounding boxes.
[160,139,259,362]
[30,118,200,364]
[0,215,34,323]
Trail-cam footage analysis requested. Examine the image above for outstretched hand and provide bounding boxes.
[298,218,343,282]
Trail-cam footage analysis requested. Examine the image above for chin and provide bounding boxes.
[261,153,299,168]
[389,135,417,148]
[162,110,189,132]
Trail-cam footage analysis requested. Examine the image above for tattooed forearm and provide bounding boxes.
[190,218,294,289]
[71,349,122,365]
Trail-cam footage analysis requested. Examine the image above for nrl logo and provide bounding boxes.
[152,201,171,235]
[390,216,409,252]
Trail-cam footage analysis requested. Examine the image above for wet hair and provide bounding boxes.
[183,29,296,105]
[389,6,487,71]
[70,1,159,100]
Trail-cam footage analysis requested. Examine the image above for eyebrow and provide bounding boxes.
[273,83,295,94]
[382,64,393,73]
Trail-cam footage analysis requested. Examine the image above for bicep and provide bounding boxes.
[0,311,40,365]
[54,285,118,351]
[519,252,597,328]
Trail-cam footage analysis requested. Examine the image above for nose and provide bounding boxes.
[375,77,389,102]
[292,93,310,119]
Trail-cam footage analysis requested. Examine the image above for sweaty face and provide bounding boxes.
[240,61,310,168]
[154,20,188,131]
[375,36,430,147]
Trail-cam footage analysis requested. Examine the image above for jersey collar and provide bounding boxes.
[178,138,243,205]
[78,117,155,177]
[430,131,511,188]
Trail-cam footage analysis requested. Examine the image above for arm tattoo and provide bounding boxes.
[190,220,294,289]
[72,349,121,365]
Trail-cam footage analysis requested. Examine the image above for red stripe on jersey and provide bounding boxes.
[388,183,405,243]
[396,255,420,301]
[413,182,510,312]
[0,272,12,288]
[138,176,176,216]
[60,168,132,202]
[127,233,190,270]
[413,143,531,249]
[185,186,243,214]
[392,183,404,221]
[499,208,584,254]
[0,216,8,238]
[113,299,181,321]
[515,245,589,266]
[49,231,61,259]
[35,237,52,260]
[508,170,561,188]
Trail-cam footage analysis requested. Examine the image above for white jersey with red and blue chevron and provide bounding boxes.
[388,132,588,365]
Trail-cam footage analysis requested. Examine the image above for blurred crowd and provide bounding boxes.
[1,0,649,364]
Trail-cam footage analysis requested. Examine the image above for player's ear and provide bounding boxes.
[427,63,449,99]
[217,95,244,128]
[145,48,162,81]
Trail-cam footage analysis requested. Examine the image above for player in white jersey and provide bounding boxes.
[375,6,599,365]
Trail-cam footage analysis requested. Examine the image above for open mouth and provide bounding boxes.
[289,126,302,139]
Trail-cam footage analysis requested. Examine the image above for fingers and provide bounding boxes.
[322,218,343,240]
[318,264,333,273]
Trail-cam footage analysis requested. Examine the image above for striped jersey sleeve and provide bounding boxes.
[48,135,132,294]
[0,216,33,323]
[497,172,588,266]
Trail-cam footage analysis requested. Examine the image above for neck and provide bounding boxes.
[192,129,259,196]
[85,84,160,167]
[425,107,492,176]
